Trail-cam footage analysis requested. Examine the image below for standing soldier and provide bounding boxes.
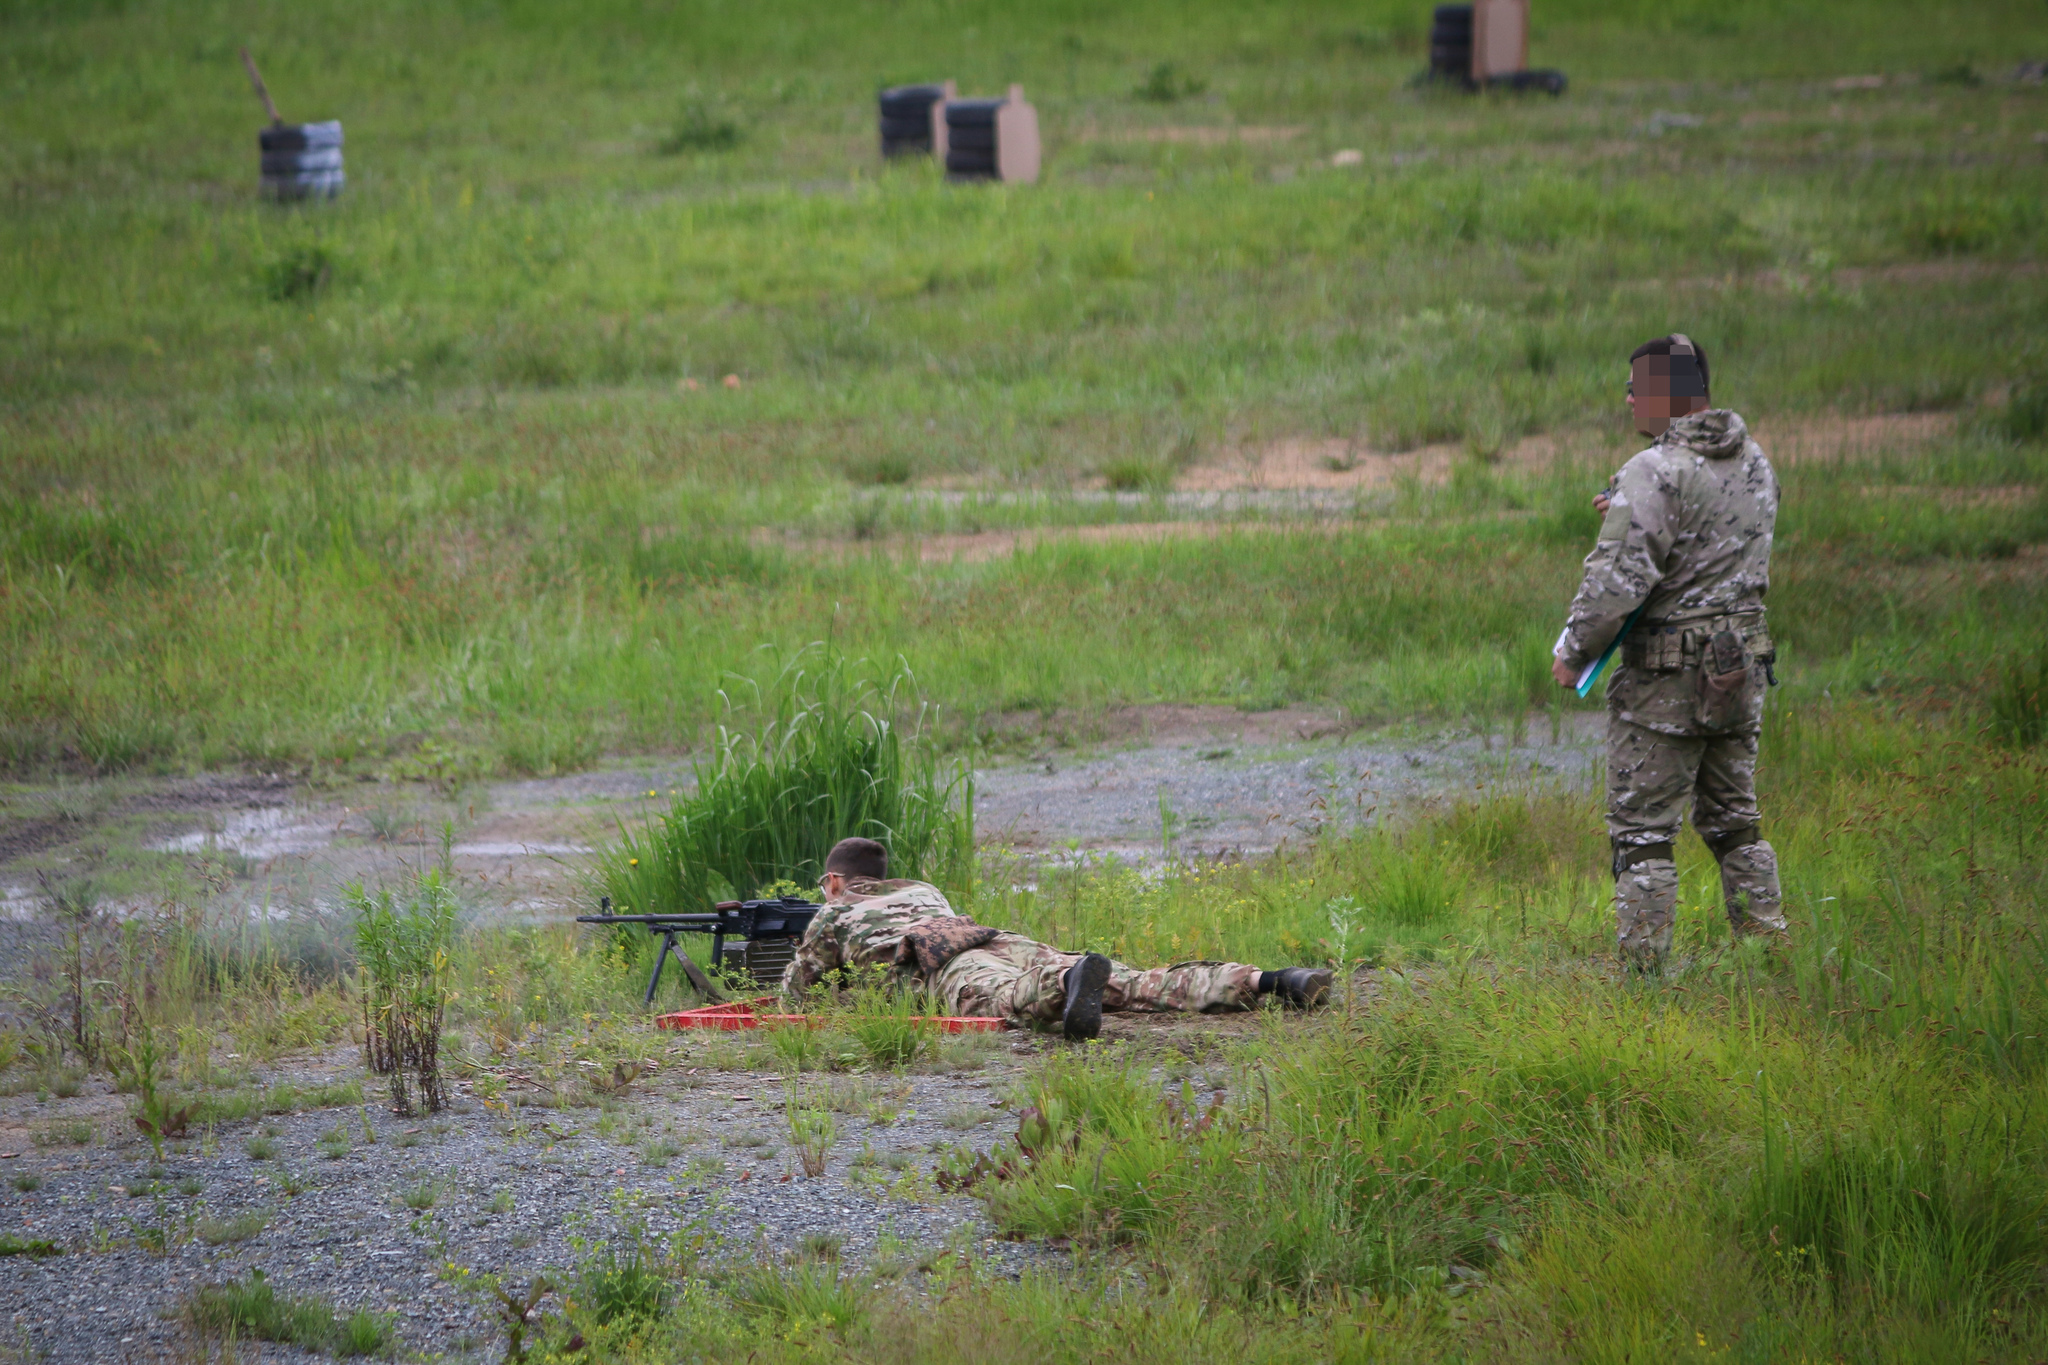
[1550,335,1787,972]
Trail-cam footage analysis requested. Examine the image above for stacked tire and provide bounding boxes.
[942,98,1004,179]
[1428,4,1475,86]
[260,121,344,200]
[879,84,947,158]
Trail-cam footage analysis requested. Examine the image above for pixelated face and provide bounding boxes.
[1628,353,1709,437]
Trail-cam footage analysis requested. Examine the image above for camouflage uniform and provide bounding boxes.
[784,881,1261,1026]
[932,935,1261,1028]
[782,879,957,995]
[1556,409,1787,966]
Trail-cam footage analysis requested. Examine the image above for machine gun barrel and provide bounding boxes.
[576,896,821,1005]
[574,913,720,926]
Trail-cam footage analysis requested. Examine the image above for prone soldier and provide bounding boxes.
[1551,334,1788,971]
[784,837,1333,1038]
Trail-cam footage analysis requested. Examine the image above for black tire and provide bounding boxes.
[262,172,344,200]
[947,124,996,152]
[944,149,996,175]
[880,82,947,103]
[878,115,931,140]
[261,149,344,175]
[880,136,931,157]
[943,98,1004,128]
[879,87,945,121]
[259,120,343,152]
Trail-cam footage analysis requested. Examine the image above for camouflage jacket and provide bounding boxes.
[783,879,957,996]
[1557,409,1778,672]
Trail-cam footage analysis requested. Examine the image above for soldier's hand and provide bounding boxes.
[1592,491,1613,515]
[1551,656,1579,688]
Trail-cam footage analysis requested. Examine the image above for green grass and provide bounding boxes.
[6,0,2048,1359]
[2,0,2044,772]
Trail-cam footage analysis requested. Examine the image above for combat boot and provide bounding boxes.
[1061,952,1112,1040]
[1259,967,1333,1008]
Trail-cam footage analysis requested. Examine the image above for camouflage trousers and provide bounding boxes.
[930,933,1261,1028]
[1608,708,1786,966]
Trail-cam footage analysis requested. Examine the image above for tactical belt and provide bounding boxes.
[1622,614,1772,674]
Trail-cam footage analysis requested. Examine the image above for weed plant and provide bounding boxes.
[349,872,457,1115]
[787,1092,837,1178]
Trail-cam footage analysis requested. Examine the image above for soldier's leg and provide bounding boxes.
[932,935,1070,1026]
[1606,718,1701,969]
[1694,732,1786,939]
[1101,960,1262,1014]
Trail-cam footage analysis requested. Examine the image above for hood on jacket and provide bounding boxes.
[1662,408,1749,458]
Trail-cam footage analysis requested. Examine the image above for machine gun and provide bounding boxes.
[577,897,822,1004]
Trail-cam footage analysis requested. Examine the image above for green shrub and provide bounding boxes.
[593,648,974,921]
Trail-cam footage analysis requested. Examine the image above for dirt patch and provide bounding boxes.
[1754,410,1955,464]
[1178,432,1570,493]
[911,520,1323,563]
[1176,411,1960,493]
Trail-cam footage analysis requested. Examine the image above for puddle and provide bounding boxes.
[153,806,333,859]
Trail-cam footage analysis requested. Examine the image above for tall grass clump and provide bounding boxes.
[1748,1079,2048,1316]
[594,647,973,917]
[349,872,457,1116]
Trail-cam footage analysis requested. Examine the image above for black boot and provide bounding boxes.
[1061,953,1112,1040]
[1259,967,1333,1008]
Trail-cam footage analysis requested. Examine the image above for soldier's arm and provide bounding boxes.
[1557,456,1678,669]
[783,907,844,998]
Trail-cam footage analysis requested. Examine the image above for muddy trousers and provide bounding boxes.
[930,933,1262,1028]
[1607,719,1787,964]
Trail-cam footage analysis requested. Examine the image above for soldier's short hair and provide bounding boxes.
[1630,334,1710,398]
[824,836,888,880]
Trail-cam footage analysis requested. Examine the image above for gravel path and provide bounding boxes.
[2,1029,1069,1363]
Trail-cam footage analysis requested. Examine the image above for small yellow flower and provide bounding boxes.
[647,790,656,797]
[629,858,640,867]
